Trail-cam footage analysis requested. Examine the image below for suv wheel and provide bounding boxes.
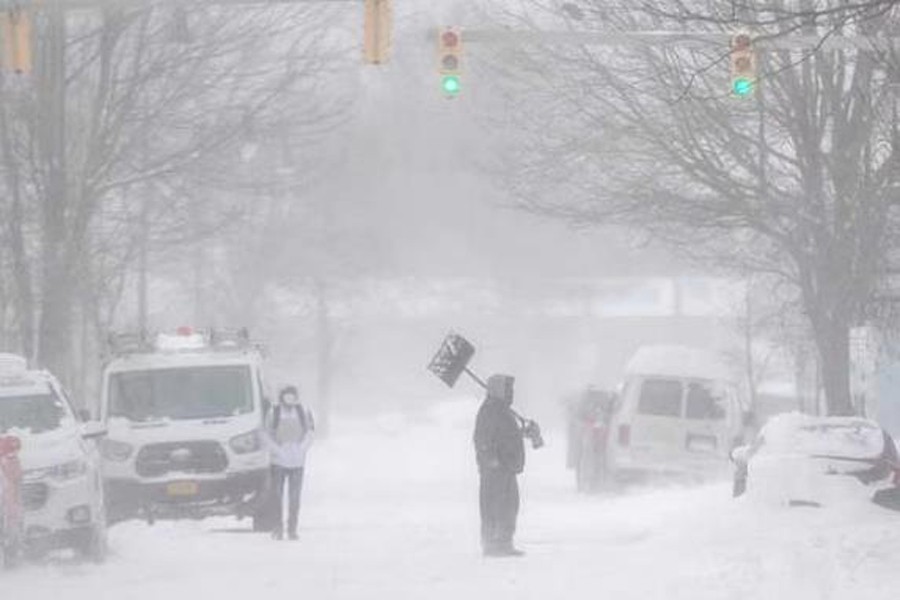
[1,538,22,569]
[76,522,108,564]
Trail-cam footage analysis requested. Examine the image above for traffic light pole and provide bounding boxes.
[2,0,358,7]
[459,29,900,52]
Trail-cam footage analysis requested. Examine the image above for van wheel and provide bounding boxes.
[252,504,276,532]
[1,526,23,569]
[252,486,277,532]
[77,524,108,564]
[577,456,602,493]
[576,434,607,493]
[3,541,21,569]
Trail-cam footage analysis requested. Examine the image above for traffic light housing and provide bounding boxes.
[730,32,756,97]
[438,27,462,98]
[363,0,392,65]
[1,9,31,75]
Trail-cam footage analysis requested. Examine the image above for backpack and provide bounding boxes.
[271,404,312,435]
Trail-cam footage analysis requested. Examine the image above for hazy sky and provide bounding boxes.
[320,0,686,281]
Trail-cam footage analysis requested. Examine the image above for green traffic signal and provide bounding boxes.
[732,77,754,97]
[442,74,461,96]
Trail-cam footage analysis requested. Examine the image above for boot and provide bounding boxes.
[493,542,525,557]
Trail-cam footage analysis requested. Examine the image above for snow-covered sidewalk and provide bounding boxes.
[4,403,900,599]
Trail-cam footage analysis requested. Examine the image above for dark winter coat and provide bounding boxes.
[474,398,525,475]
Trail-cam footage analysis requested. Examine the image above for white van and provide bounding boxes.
[99,329,270,524]
[606,345,749,481]
[0,354,107,561]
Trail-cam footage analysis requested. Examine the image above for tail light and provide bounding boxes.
[618,424,631,447]
[0,435,21,456]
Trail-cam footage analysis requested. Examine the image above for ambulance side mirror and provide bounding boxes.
[82,421,108,440]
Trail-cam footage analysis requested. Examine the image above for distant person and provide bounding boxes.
[265,385,315,541]
[473,374,526,557]
[566,387,616,492]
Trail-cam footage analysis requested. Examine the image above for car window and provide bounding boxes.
[637,379,683,417]
[685,382,727,421]
[0,390,73,434]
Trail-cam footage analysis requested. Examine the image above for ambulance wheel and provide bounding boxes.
[76,523,108,564]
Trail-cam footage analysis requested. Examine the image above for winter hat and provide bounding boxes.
[486,374,515,405]
[279,385,300,405]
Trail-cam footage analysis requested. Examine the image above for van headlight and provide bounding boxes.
[25,459,88,482]
[229,430,262,454]
[100,439,134,462]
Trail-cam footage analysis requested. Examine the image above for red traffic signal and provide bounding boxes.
[441,30,459,48]
[731,33,752,51]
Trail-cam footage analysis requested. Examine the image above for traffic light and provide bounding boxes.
[363,0,392,65]
[1,9,32,75]
[730,32,756,97]
[437,27,462,98]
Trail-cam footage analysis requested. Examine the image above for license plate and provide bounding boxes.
[166,481,199,497]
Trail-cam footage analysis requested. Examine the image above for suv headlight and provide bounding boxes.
[229,430,262,454]
[100,439,134,462]
[25,459,87,482]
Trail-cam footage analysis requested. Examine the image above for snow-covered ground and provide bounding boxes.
[4,401,900,599]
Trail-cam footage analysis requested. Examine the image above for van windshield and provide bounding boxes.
[0,392,71,434]
[637,379,682,417]
[685,381,727,421]
[108,365,253,422]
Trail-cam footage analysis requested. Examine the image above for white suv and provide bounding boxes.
[0,354,107,561]
[99,329,270,524]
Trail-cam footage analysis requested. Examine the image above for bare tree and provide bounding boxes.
[480,0,900,415]
[0,3,352,389]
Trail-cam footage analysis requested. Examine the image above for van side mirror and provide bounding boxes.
[742,411,757,428]
[82,421,108,440]
[730,445,750,464]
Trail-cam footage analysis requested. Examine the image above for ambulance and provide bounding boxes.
[99,328,271,524]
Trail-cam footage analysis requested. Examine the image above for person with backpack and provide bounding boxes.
[265,385,314,541]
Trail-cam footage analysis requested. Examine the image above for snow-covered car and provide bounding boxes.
[731,413,899,508]
[0,435,23,568]
[0,354,108,561]
[605,345,751,481]
[100,328,271,524]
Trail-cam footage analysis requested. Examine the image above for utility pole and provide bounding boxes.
[138,198,149,335]
[34,0,71,377]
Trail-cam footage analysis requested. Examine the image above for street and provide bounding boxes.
[3,402,899,600]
